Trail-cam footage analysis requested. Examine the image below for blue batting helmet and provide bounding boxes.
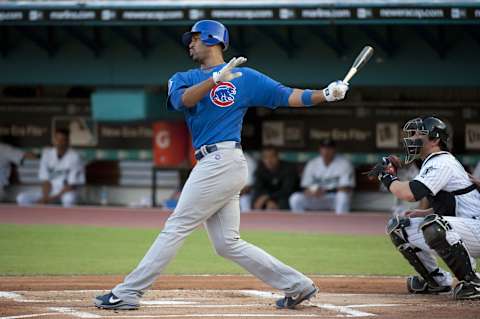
[182,20,229,51]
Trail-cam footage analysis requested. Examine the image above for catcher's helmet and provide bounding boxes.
[182,20,229,51]
[402,116,449,164]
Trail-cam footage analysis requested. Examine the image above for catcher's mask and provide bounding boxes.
[402,116,448,164]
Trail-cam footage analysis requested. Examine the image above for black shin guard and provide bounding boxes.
[387,216,442,287]
[421,214,479,283]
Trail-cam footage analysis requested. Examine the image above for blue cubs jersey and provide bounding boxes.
[167,64,292,149]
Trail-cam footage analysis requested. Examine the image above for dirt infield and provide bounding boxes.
[1,275,479,319]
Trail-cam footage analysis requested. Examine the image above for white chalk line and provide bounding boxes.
[0,313,61,319]
[311,304,374,318]
[347,304,400,308]
[0,291,83,303]
[100,315,325,318]
[48,307,101,318]
[0,292,23,299]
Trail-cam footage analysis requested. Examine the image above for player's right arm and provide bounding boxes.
[247,68,348,109]
[287,81,348,107]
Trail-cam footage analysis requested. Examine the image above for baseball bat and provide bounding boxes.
[343,46,374,84]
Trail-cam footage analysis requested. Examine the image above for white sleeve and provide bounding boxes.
[300,160,314,188]
[0,143,24,165]
[474,162,480,179]
[338,161,355,188]
[414,159,451,196]
[38,150,49,181]
[67,154,85,186]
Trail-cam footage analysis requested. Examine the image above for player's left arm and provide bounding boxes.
[388,181,416,202]
[388,162,455,202]
[367,156,424,202]
[180,57,247,108]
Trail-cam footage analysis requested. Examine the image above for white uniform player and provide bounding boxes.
[371,116,480,300]
[289,140,355,214]
[0,143,26,201]
[17,130,85,207]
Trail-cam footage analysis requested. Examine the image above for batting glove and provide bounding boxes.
[212,57,247,84]
[323,80,349,102]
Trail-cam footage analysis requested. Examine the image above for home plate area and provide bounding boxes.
[2,288,479,319]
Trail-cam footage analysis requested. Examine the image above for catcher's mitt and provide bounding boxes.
[364,155,402,180]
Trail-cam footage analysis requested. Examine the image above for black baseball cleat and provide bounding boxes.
[93,292,139,310]
[453,281,480,300]
[276,284,318,309]
[406,276,451,294]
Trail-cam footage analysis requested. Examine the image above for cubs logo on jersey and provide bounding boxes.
[210,82,237,107]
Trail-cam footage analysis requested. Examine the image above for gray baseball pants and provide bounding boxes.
[112,142,313,304]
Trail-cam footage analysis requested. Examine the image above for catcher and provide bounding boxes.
[367,116,480,299]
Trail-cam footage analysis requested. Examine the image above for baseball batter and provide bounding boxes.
[368,116,480,299]
[94,20,349,310]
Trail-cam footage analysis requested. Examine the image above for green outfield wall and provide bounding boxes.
[1,25,479,86]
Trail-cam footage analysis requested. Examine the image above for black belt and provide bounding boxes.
[195,142,241,161]
[452,184,479,196]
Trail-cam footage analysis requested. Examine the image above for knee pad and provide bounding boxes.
[421,214,451,251]
[386,215,410,247]
[421,214,478,282]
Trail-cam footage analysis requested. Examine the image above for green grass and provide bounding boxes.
[0,224,414,276]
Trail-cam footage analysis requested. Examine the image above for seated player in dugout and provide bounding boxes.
[251,146,299,210]
[367,116,480,300]
[0,141,37,202]
[94,20,349,311]
[289,139,355,214]
[17,129,85,207]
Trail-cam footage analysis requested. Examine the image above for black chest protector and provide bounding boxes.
[423,153,480,216]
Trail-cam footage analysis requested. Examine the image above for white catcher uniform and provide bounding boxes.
[391,151,480,287]
[473,161,480,179]
[289,155,355,214]
[17,148,85,207]
[0,143,25,201]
